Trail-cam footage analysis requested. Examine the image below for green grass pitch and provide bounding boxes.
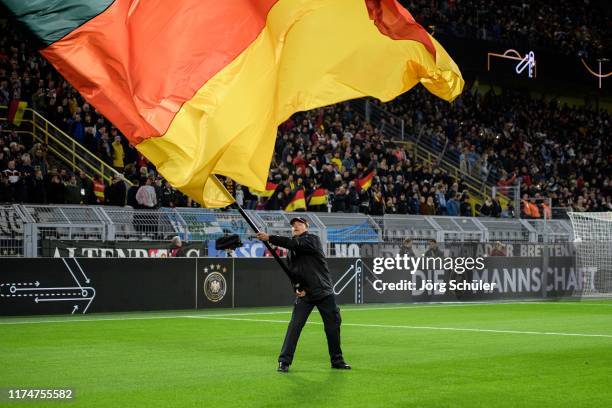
[1,300,611,407]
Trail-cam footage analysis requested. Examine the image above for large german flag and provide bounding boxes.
[3,0,463,207]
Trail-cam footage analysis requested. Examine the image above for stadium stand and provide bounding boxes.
[403,0,610,59]
[0,7,610,218]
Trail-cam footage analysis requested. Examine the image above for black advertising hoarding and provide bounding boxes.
[0,257,234,316]
[0,258,196,315]
[358,256,580,302]
[233,259,295,308]
[82,258,196,312]
[232,258,360,308]
[0,256,582,316]
[42,240,206,258]
[327,258,366,305]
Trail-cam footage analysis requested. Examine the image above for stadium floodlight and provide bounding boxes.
[568,212,612,297]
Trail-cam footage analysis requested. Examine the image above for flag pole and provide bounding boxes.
[211,176,296,285]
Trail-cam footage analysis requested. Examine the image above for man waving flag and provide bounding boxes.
[2,0,463,207]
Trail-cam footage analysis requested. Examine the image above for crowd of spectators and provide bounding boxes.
[250,104,476,217]
[403,0,610,59]
[377,85,612,216]
[1,10,610,218]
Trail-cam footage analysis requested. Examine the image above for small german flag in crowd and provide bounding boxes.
[249,181,278,198]
[7,99,28,126]
[285,188,307,212]
[357,171,375,191]
[308,188,328,206]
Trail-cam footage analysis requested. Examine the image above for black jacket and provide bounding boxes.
[399,246,416,257]
[107,181,127,206]
[269,232,333,301]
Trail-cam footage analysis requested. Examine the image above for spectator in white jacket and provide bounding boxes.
[135,177,157,209]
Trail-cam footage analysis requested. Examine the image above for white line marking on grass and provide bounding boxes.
[0,302,501,325]
[0,315,183,325]
[1,300,610,325]
[552,302,612,307]
[186,316,612,339]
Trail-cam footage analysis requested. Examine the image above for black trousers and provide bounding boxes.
[278,294,344,365]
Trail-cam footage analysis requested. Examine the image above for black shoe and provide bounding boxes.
[331,361,351,369]
[277,362,290,373]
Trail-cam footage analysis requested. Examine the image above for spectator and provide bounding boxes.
[347,182,360,213]
[424,239,443,258]
[46,174,65,204]
[369,191,385,215]
[126,179,141,208]
[446,193,460,216]
[0,173,14,202]
[169,236,186,257]
[135,177,157,209]
[489,241,508,257]
[490,197,502,218]
[399,238,416,257]
[29,169,46,203]
[460,193,472,216]
[521,194,541,218]
[435,184,447,215]
[396,193,409,214]
[106,175,127,206]
[420,196,436,215]
[78,171,95,204]
[92,174,105,204]
[332,186,348,212]
[64,175,81,204]
[160,180,177,207]
[479,197,495,217]
[242,186,256,210]
[385,197,397,214]
[112,136,125,171]
[235,185,244,207]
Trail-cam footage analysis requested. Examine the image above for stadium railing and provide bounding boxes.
[0,205,573,257]
[0,204,29,256]
[315,213,381,256]
[18,205,107,256]
[0,106,128,185]
[524,219,574,243]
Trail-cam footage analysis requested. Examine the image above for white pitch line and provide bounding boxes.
[187,316,612,339]
[0,300,611,326]
[0,315,183,325]
[0,302,496,325]
[0,301,524,325]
